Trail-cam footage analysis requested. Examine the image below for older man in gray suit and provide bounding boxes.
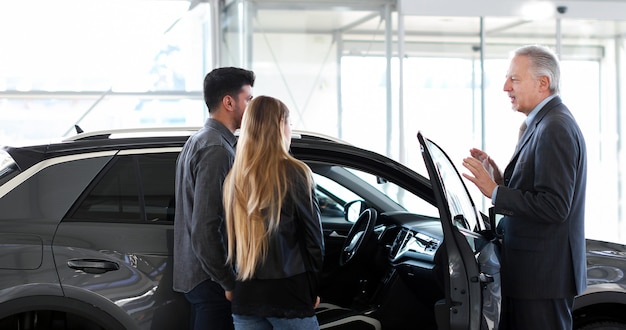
[462,45,587,330]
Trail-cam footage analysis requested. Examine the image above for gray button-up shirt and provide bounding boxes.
[173,118,237,292]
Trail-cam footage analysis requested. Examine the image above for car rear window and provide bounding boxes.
[0,150,19,185]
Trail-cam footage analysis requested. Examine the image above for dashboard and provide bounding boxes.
[368,212,446,316]
[378,212,444,266]
[390,226,441,262]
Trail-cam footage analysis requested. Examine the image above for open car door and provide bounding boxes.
[417,132,501,330]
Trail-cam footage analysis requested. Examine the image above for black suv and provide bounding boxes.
[1,128,625,330]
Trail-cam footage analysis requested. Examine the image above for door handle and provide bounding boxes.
[478,273,494,283]
[67,259,120,274]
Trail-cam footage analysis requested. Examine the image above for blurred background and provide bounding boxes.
[1,0,625,242]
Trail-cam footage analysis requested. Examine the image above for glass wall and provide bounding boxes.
[1,0,625,242]
[0,1,208,145]
[222,2,389,140]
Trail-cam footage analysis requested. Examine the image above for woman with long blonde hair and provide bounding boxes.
[223,95,324,329]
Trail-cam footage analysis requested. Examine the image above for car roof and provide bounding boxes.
[1,127,351,171]
[1,126,435,207]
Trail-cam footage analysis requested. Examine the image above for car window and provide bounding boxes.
[315,187,346,218]
[67,151,438,224]
[139,153,177,222]
[314,174,360,206]
[0,150,19,186]
[69,153,177,223]
[423,138,481,232]
[311,165,438,218]
[348,169,437,217]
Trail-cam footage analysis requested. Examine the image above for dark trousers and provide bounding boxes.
[499,296,575,330]
[185,280,234,330]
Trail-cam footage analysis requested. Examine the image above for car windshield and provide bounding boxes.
[422,138,483,232]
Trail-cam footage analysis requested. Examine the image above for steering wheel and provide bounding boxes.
[339,208,378,266]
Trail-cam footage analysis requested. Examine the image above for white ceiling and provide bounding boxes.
[400,0,626,21]
[250,3,626,40]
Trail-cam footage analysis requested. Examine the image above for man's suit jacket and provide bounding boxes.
[495,96,587,299]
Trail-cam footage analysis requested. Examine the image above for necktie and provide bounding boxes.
[518,121,527,142]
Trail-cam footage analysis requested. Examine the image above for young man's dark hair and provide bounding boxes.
[203,67,256,112]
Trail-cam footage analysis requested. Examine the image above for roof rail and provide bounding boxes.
[62,126,350,145]
[63,127,202,142]
[291,130,351,145]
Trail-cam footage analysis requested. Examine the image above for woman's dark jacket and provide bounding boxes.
[231,165,324,318]
[253,166,324,280]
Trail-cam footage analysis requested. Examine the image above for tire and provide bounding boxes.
[579,321,626,330]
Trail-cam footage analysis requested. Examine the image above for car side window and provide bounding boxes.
[314,181,352,218]
[68,152,177,223]
[311,165,438,218]
[139,152,177,222]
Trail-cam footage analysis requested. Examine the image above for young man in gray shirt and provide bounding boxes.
[174,67,255,329]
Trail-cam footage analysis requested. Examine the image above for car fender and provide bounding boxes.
[574,283,626,309]
[0,282,63,306]
[0,284,136,330]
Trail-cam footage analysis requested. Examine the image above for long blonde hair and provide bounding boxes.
[224,95,313,280]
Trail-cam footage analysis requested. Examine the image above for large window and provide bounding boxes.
[0,1,206,145]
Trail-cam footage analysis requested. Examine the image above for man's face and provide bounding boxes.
[503,55,544,115]
[233,85,253,129]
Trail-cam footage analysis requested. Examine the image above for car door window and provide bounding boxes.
[311,165,438,218]
[349,169,437,217]
[422,138,485,251]
[138,153,177,222]
[69,152,177,223]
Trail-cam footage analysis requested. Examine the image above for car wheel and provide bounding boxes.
[578,321,626,330]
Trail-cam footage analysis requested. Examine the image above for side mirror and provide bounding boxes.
[489,207,504,239]
[344,200,368,223]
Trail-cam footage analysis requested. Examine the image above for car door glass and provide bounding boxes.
[69,153,177,223]
[313,173,360,205]
[346,168,438,217]
[314,183,349,218]
[312,166,438,218]
[137,152,177,222]
[422,137,485,252]
[71,156,141,221]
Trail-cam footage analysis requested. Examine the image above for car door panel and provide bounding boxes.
[418,132,500,330]
[320,215,352,282]
[53,222,188,330]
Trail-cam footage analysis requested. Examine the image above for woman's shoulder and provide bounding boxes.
[282,158,310,174]
[281,160,311,188]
